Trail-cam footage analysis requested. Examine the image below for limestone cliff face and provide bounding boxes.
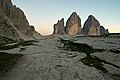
[53,18,65,35]
[88,26,100,35]
[53,12,109,36]
[0,0,40,40]
[83,15,109,36]
[65,12,81,36]
[83,15,100,36]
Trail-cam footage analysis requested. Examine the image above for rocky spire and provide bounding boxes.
[53,13,109,36]
[65,12,81,36]
[83,15,100,36]
[53,18,65,35]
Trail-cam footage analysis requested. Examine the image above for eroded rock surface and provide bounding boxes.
[0,0,40,40]
[83,15,109,36]
[53,18,65,35]
[83,15,100,36]
[1,36,120,80]
[65,12,81,36]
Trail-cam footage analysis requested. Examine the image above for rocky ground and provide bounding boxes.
[0,35,120,80]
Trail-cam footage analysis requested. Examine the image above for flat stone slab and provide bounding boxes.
[1,36,120,80]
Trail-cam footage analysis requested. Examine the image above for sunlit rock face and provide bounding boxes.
[53,18,65,35]
[83,15,101,36]
[65,12,81,36]
[88,26,100,35]
[53,13,109,36]
[83,15,109,36]
[0,0,40,40]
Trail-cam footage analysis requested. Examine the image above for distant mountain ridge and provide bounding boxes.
[53,12,109,36]
[0,0,40,41]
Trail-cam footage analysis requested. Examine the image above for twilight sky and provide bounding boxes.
[12,0,120,35]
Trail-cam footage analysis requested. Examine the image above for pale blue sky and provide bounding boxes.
[12,0,120,35]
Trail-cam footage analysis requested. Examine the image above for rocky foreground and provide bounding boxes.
[0,35,120,80]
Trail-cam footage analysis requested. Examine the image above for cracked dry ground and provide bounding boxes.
[0,37,120,80]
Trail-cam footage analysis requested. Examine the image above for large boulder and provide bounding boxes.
[0,0,40,40]
[53,18,65,35]
[65,12,81,36]
[83,15,100,36]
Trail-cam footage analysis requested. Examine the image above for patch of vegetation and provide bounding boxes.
[95,49,106,52]
[0,40,38,50]
[0,52,23,76]
[112,74,120,77]
[19,40,38,46]
[19,48,26,52]
[59,38,95,55]
[81,55,108,73]
[112,74,120,80]
[59,38,120,74]
[81,54,120,73]
[0,36,16,45]
[110,49,120,54]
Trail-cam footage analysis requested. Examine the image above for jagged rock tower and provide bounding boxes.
[65,12,81,36]
[0,0,40,40]
[82,15,109,36]
[53,18,65,35]
[82,15,100,36]
[53,12,109,36]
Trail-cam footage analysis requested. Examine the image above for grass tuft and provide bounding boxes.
[59,38,95,54]
[81,55,108,73]
[0,52,23,76]
[59,38,108,73]
[0,40,38,50]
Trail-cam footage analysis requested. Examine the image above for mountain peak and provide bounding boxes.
[53,18,65,35]
[71,12,77,15]
[65,12,81,35]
